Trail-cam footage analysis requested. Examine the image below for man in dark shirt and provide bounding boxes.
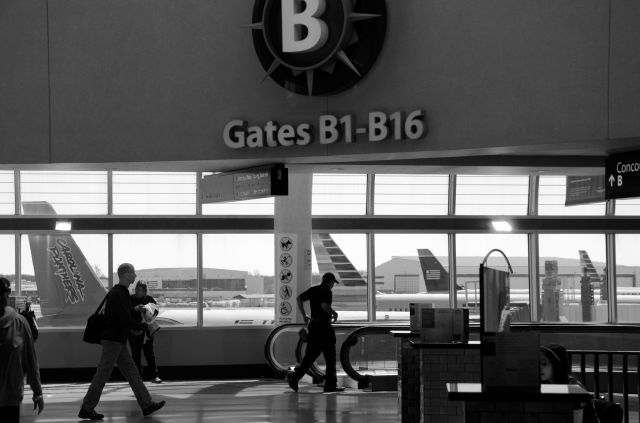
[129,281,161,383]
[79,263,165,420]
[287,272,344,393]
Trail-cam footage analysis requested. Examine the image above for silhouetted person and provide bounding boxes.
[129,281,161,383]
[0,277,44,422]
[79,263,165,420]
[288,272,344,393]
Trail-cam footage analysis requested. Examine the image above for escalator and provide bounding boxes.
[264,322,410,388]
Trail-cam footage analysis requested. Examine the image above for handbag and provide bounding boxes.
[83,294,109,344]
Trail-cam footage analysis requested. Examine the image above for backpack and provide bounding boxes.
[19,302,39,341]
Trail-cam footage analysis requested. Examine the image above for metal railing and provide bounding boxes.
[568,349,639,423]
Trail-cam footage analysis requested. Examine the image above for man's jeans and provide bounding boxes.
[82,340,153,411]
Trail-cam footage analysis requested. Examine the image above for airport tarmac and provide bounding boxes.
[19,379,398,422]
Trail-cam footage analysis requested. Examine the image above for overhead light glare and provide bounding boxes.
[55,221,72,231]
[491,220,512,232]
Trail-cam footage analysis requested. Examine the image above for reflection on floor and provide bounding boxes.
[20,379,399,423]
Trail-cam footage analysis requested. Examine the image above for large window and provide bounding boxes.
[202,198,274,215]
[374,234,448,320]
[615,234,640,323]
[312,174,367,215]
[374,174,448,215]
[202,234,274,326]
[112,172,196,215]
[615,198,640,216]
[456,234,530,322]
[114,234,197,326]
[0,235,15,291]
[456,175,529,216]
[0,171,14,214]
[538,234,606,323]
[312,233,367,320]
[21,171,107,215]
[538,176,605,216]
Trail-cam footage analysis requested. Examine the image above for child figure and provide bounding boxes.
[539,343,599,423]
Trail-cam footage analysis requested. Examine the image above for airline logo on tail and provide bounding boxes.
[579,250,603,283]
[48,239,87,304]
[417,249,462,292]
[311,233,366,286]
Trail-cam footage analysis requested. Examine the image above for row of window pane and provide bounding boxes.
[0,171,636,216]
[3,232,639,327]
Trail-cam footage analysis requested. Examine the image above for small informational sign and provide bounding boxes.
[275,233,298,325]
[565,175,605,206]
[606,151,640,200]
[200,164,288,203]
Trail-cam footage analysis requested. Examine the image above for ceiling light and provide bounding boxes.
[491,220,512,232]
[55,221,72,231]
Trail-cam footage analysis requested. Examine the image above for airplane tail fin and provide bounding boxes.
[311,233,366,286]
[23,201,108,318]
[579,250,602,283]
[417,249,452,292]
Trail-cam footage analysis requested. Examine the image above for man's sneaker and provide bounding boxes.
[142,400,166,417]
[78,408,104,420]
[151,377,162,384]
[286,372,298,392]
[323,386,345,393]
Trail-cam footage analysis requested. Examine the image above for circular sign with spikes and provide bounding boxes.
[248,0,386,96]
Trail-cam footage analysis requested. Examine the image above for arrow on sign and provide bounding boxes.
[609,174,615,187]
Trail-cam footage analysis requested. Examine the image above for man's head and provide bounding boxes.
[321,272,339,290]
[117,263,137,287]
[0,277,10,309]
[135,281,147,298]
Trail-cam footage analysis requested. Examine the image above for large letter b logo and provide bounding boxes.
[281,0,328,53]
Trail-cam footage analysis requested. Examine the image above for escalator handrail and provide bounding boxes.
[264,323,308,376]
[339,324,410,384]
[264,322,367,378]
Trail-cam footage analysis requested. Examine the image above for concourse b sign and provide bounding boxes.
[605,150,640,200]
[248,0,387,96]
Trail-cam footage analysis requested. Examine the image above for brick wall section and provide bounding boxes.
[464,399,575,423]
[419,345,481,423]
[397,335,421,423]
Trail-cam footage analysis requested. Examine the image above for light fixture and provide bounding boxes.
[491,220,512,232]
[55,221,72,231]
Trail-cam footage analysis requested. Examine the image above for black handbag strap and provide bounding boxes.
[93,293,109,315]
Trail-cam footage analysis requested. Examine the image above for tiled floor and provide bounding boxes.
[19,379,399,423]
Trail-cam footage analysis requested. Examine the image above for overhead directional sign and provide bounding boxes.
[605,151,640,200]
[565,175,605,206]
[200,164,288,203]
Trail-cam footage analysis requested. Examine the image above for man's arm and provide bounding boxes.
[297,295,310,323]
[21,318,43,414]
[321,302,338,323]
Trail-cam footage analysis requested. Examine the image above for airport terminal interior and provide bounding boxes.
[2,0,640,422]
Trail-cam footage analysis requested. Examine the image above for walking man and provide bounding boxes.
[79,263,165,420]
[287,272,344,393]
